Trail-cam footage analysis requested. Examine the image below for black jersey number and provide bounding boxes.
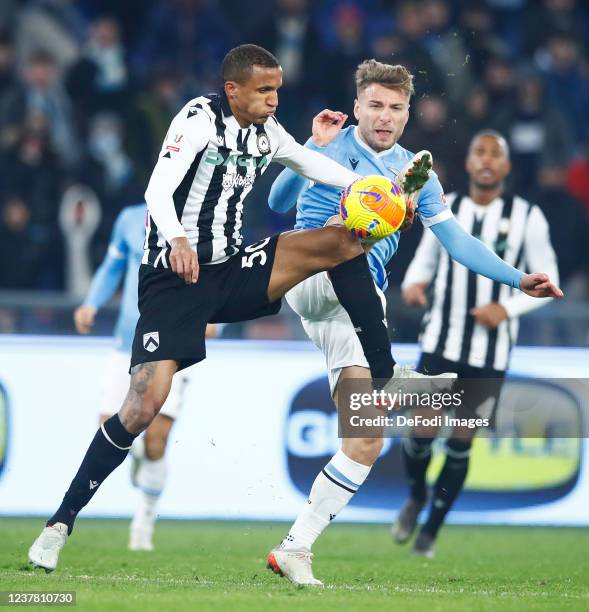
[241,237,271,268]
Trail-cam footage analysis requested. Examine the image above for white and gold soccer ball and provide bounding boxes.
[339,175,406,241]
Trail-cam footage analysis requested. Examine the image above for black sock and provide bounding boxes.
[48,415,137,534]
[402,436,435,503]
[422,438,471,537]
[329,254,395,382]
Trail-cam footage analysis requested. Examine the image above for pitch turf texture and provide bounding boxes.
[2,519,587,610]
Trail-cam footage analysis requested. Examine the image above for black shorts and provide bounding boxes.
[417,352,505,422]
[131,235,281,371]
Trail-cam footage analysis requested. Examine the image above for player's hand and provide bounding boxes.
[205,324,217,339]
[520,273,564,299]
[170,236,199,284]
[311,109,348,147]
[402,283,428,306]
[470,303,508,329]
[74,305,97,334]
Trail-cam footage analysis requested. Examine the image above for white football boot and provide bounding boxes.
[385,363,457,395]
[128,523,154,551]
[28,523,68,572]
[267,548,323,586]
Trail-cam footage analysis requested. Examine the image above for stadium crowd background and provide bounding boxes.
[0,0,588,344]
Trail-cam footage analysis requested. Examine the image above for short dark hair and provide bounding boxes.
[221,44,280,84]
[469,129,510,158]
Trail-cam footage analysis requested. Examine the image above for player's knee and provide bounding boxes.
[144,420,171,460]
[347,437,383,465]
[323,226,362,266]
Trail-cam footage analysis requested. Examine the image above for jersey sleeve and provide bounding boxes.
[402,227,441,288]
[83,210,129,310]
[415,171,453,228]
[501,205,560,318]
[144,104,213,242]
[272,122,360,189]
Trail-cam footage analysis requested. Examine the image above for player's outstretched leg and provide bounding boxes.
[28,360,176,572]
[267,369,382,586]
[269,226,396,384]
[129,414,173,551]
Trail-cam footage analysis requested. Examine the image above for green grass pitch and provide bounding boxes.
[2,518,588,610]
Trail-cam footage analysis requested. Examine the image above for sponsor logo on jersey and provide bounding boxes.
[349,157,359,170]
[222,172,255,191]
[205,151,269,169]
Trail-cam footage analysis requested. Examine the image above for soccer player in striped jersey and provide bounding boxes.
[393,130,559,558]
[71,202,215,551]
[28,45,560,575]
[265,62,562,586]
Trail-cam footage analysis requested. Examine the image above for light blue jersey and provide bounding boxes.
[268,126,451,290]
[84,203,147,352]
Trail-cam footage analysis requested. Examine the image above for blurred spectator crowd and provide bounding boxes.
[0,0,588,298]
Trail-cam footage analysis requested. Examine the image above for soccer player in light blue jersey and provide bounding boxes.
[266,60,563,586]
[74,202,214,551]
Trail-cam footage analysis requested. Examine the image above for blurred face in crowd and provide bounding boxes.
[354,84,410,153]
[416,95,447,129]
[3,197,30,233]
[225,65,282,127]
[466,134,511,191]
[25,57,57,90]
[91,18,121,48]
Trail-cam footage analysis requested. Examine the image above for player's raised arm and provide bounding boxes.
[144,105,211,283]
[430,216,563,297]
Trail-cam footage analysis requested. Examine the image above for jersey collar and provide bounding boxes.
[353,126,398,158]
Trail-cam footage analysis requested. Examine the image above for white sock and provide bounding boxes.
[282,449,372,551]
[131,457,167,532]
[130,435,145,462]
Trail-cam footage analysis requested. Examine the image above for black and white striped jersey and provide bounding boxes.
[402,192,559,371]
[143,93,360,267]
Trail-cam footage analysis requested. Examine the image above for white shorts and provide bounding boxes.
[102,350,186,420]
[286,272,387,395]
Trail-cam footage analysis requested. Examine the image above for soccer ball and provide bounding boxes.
[340,175,406,241]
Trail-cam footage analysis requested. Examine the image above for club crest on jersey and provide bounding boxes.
[257,132,271,154]
[143,332,159,352]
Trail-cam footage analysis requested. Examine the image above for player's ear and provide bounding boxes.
[224,81,238,99]
[353,99,360,121]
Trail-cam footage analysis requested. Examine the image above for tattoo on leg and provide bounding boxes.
[120,363,157,431]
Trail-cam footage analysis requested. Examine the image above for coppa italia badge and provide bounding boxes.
[257,132,271,154]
